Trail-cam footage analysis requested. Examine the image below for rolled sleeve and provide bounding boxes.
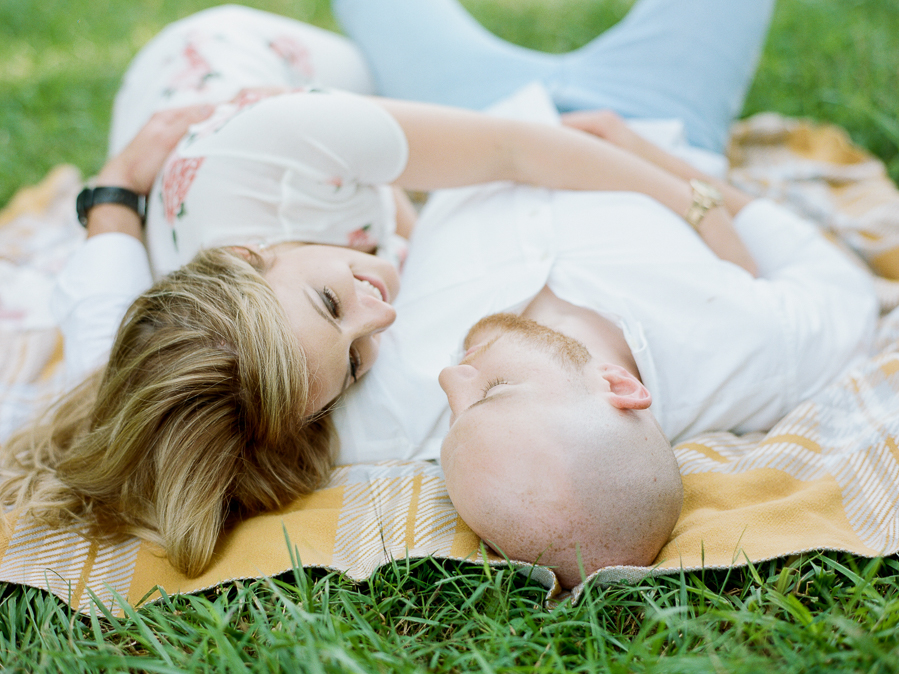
[734,199,878,403]
[50,234,153,383]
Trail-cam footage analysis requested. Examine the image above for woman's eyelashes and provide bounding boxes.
[481,378,508,398]
[349,346,361,382]
[322,286,341,318]
[322,287,361,383]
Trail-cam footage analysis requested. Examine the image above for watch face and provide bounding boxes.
[692,180,722,204]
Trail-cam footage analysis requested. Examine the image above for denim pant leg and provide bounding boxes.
[552,0,776,151]
[331,0,774,151]
[331,0,560,108]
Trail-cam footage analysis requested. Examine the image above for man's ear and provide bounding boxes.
[599,364,652,410]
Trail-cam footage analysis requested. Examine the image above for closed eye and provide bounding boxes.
[322,286,341,318]
[481,378,508,398]
[349,346,361,383]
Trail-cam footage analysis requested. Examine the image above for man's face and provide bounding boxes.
[438,313,593,469]
[437,314,676,584]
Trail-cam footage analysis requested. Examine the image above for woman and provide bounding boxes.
[0,1,773,577]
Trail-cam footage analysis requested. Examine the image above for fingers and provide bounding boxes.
[144,104,216,148]
[560,109,626,140]
[97,104,215,194]
[230,86,291,106]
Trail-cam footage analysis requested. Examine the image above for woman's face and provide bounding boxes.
[261,244,400,415]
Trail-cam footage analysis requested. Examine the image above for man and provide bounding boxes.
[332,86,878,586]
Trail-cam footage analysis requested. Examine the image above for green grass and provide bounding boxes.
[1,0,897,207]
[2,0,899,669]
[2,553,899,672]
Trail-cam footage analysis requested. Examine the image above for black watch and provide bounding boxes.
[76,186,147,228]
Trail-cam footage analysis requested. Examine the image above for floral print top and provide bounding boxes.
[106,5,407,277]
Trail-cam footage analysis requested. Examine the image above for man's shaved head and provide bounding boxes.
[439,313,682,587]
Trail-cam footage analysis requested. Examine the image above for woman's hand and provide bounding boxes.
[563,109,755,217]
[87,105,214,239]
[560,109,642,153]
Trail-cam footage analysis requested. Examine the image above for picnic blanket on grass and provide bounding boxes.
[1,113,899,614]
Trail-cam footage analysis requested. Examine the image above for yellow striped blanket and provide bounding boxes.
[1,114,898,614]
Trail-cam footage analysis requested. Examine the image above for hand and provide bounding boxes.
[96,104,215,194]
[230,86,293,107]
[560,109,642,154]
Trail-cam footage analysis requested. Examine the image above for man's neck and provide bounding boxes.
[522,286,642,381]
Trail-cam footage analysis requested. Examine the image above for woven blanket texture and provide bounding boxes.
[1,113,898,613]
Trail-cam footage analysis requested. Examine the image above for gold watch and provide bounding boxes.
[684,179,723,231]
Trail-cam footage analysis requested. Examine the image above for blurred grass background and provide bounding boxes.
[1,0,897,209]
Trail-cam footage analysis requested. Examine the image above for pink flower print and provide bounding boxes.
[164,42,219,96]
[347,224,377,251]
[326,175,344,191]
[230,88,280,109]
[269,35,314,81]
[162,156,205,224]
[0,306,27,322]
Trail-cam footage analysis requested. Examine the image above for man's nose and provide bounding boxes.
[438,364,479,413]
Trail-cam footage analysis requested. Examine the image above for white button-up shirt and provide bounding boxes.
[332,185,877,463]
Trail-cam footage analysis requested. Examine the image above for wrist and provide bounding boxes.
[683,179,723,231]
[83,202,144,240]
[95,163,143,194]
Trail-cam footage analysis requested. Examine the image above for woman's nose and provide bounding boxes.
[355,295,397,337]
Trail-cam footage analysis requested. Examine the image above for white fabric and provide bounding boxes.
[331,86,878,462]
[332,189,877,462]
[144,90,409,278]
[109,4,377,154]
[50,234,152,386]
[53,84,877,463]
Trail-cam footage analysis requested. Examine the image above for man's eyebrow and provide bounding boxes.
[304,290,340,332]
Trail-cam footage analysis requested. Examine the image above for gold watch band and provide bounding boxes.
[684,179,723,231]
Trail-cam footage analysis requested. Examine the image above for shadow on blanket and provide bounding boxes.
[1,114,898,614]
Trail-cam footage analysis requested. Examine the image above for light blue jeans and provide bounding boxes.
[331,0,775,153]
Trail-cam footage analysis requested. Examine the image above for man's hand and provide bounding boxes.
[86,105,214,240]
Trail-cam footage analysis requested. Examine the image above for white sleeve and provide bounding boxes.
[190,89,409,185]
[733,199,878,401]
[147,89,410,266]
[50,234,153,384]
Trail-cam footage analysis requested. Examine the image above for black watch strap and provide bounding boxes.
[76,186,147,227]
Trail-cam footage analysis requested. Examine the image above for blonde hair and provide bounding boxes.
[0,247,333,577]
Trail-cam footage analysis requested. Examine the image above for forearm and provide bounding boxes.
[378,98,692,205]
[392,186,418,240]
[376,97,757,274]
[561,110,753,216]
[602,129,753,216]
[511,129,758,275]
[84,203,144,240]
